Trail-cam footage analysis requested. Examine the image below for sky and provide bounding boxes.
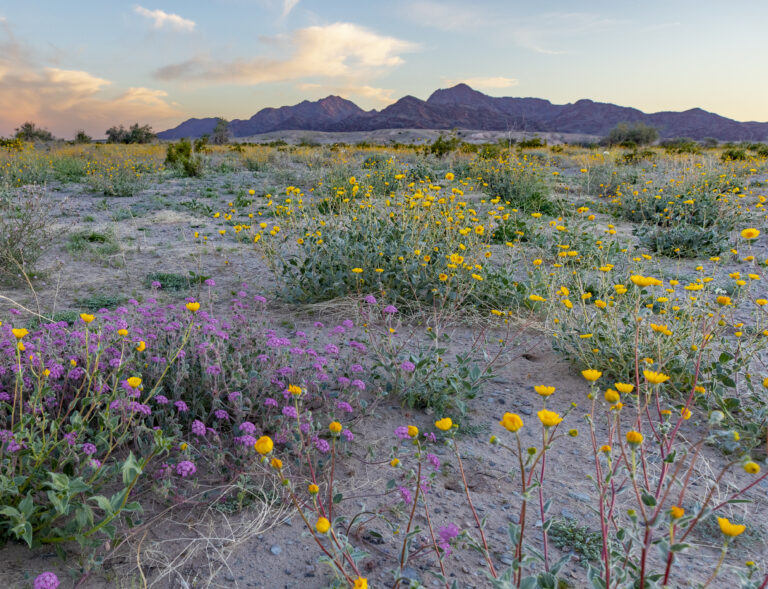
[2,0,768,138]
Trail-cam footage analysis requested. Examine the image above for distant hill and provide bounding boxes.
[157,84,768,142]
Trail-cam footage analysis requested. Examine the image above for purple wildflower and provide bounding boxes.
[314,437,330,453]
[191,420,206,436]
[401,361,416,372]
[398,486,412,504]
[33,572,59,589]
[336,401,353,413]
[174,400,189,412]
[395,426,410,440]
[82,443,97,456]
[176,461,197,477]
[239,421,257,434]
[282,405,298,419]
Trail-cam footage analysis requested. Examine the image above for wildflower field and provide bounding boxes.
[2,137,768,588]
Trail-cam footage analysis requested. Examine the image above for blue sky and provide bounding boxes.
[1,1,767,137]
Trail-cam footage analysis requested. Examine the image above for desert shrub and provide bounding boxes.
[73,130,92,144]
[517,137,546,149]
[429,134,459,157]
[52,156,88,182]
[635,223,730,258]
[210,118,231,145]
[165,139,205,177]
[105,123,155,144]
[721,147,748,161]
[0,185,53,283]
[278,215,453,305]
[82,146,161,196]
[660,137,701,154]
[0,137,24,151]
[491,216,530,244]
[478,143,502,159]
[602,122,659,147]
[612,173,744,234]
[14,122,55,142]
[619,149,656,165]
[472,158,558,214]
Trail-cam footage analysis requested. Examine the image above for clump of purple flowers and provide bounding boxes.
[437,523,460,556]
[176,461,197,477]
[33,572,59,589]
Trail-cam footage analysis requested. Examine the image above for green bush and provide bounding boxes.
[105,123,155,144]
[660,137,701,154]
[472,159,557,214]
[603,122,659,147]
[721,147,747,161]
[517,137,546,149]
[14,122,55,142]
[165,139,205,177]
[635,223,730,258]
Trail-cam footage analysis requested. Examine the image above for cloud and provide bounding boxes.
[134,6,196,32]
[154,22,417,85]
[0,36,180,137]
[443,76,518,90]
[404,3,620,55]
[281,0,300,18]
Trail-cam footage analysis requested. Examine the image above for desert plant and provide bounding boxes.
[0,185,53,283]
[105,123,155,144]
[73,130,92,144]
[210,118,231,145]
[165,139,205,177]
[602,122,659,147]
[14,122,55,142]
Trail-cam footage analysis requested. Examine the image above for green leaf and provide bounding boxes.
[90,495,114,514]
[121,452,142,485]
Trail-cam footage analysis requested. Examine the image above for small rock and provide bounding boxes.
[402,567,420,581]
[519,407,532,416]
[270,544,282,555]
[567,491,590,502]
[499,555,515,566]
[561,508,577,520]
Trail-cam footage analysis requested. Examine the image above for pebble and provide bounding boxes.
[270,545,282,555]
[519,407,532,415]
[567,491,590,502]
[402,567,420,581]
[561,508,578,520]
[499,555,515,565]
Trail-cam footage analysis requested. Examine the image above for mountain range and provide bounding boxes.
[157,84,768,142]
